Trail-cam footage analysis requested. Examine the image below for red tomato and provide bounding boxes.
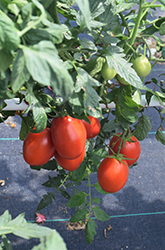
[97,157,129,193]
[82,116,101,139]
[51,116,87,159]
[54,148,85,171]
[23,127,55,166]
[109,134,141,166]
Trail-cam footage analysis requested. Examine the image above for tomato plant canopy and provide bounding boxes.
[1,0,165,246]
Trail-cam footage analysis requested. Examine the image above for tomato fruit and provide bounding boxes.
[101,61,116,80]
[51,116,87,159]
[131,54,151,77]
[82,116,101,139]
[97,157,129,193]
[109,134,141,166]
[116,74,130,85]
[23,127,55,166]
[54,148,85,171]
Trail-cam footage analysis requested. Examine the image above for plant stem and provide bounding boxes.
[124,0,143,55]
[116,129,127,156]
[86,168,92,217]
[119,13,131,36]
[140,0,157,20]
[18,0,45,37]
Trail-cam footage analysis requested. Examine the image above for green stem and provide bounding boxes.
[17,1,45,37]
[87,168,92,217]
[140,0,157,20]
[124,0,143,55]
[119,13,131,36]
[116,129,127,156]
[48,0,60,24]
[148,57,165,62]
[55,174,69,193]
[142,4,161,9]
[58,47,90,54]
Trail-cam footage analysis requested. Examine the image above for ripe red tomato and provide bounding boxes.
[54,148,85,171]
[51,116,87,159]
[82,116,101,139]
[97,157,129,193]
[23,127,55,166]
[131,54,151,78]
[109,134,141,166]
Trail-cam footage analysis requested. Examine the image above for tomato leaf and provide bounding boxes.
[70,208,89,223]
[42,175,62,188]
[159,21,165,35]
[89,148,108,171]
[19,117,33,141]
[0,10,20,50]
[94,182,108,194]
[134,114,152,141]
[116,86,141,124]
[92,206,110,221]
[31,230,67,250]
[105,46,148,90]
[69,161,86,182]
[12,49,30,93]
[155,128,165,145]
[85,218,97,244]
[30,159,58,171]
[59,189,71,200]
[80,38,97,53]
[112,2,135,15]
[75,68,102,117]
[37,192,55,211]
[0,71,14,106]
[92,198,101,204]
[0,211,67,249]
[85,56,105,77]
[68,91,84,115]
[25,88,47,133]
[22,41,74,101]
[98,4,118,32]
[66,192,87,208]
[75,0,91,30]
[0,234,13,250]
[24,19,70,45]
[0,49,13,71]
[102,119,118,133]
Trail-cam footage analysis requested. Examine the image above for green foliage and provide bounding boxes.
[0,210,67,250]
[85,218,97,244]
[1,0,165,246]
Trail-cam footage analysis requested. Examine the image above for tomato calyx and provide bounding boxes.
[107,152,132,167]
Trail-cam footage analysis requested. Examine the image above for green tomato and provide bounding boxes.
[131,54,151,78]
[116,74,130,85]
[101,62,116,80]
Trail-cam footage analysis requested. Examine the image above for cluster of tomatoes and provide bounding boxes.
[23,115,101,171]
[23,115,141,194]
[98,134,141,193]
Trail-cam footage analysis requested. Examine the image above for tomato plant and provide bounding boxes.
[54,148,85,171]
[97,157,129,193]
[23,127,55,166]
[82,116,101,139]
[1,0,165,246]
[109,134,141,166]
[51,116,87,159]
[101,61,116,80]
[131,54,151,78]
